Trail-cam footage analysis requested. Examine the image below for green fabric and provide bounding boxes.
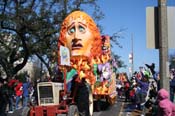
[66,69,77,83]
[144,70,151,79]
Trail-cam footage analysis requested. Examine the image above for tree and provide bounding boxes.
[0,0,126,79]
[110,28,127,71]
[111,54,127,73]
[0,0,104,79]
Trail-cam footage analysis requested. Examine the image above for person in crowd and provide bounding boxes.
[14,81,23,109]
[124,81,130,102]
[148,81,158,100]
[33,78,41,105]
[22,78,30,107]
[28,82,36,106]
[52,69,64,82]
[116,80,123,98]
[29,82,34,98]
[43,75,52,82]
[145,63,156,78]
[135,75,149,111]
[136,67,145,80]
[170,71,175,102]
[157,88,175,116]
[76,77,91,116]
[154,72,160,91]
[129,78,137,103]
[0,78,8,116]
[7,76,18,113]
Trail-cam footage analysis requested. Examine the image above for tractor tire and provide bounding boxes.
[67,105,79,116]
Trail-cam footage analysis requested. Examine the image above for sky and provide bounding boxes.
[84,0,175,74]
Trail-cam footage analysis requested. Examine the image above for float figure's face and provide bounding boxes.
[65,17,94,56]
[59,11,101,57]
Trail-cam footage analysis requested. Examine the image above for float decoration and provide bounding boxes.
[58,10,116,97]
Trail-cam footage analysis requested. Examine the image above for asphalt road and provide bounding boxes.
[7,97,151,116]
[93,99,122,116]
[6,100,122,116]
[7,107,30,116]
[94,97,151,116]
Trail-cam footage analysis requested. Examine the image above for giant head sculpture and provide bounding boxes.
[59,10,102,58]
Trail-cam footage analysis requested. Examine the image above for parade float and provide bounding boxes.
[30,10,117,116]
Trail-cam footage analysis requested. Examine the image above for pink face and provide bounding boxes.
[65,18,95,57]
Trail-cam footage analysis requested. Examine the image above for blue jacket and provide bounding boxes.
[22,82,30,97]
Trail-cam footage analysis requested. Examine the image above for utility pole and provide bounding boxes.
[129,34,134,78]
[158,0,169,91]
[131,34,134,77]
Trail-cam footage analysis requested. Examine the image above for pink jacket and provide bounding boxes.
[157,89,175,116]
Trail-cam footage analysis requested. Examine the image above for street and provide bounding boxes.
[7,97,152,116]
[93,99,121,116]
[93,97,151,116]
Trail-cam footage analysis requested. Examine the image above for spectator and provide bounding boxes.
[157,88,175,116]
[22,78,30,107]
[135,75,149,111]
[116,80,123,98]
[7,77,18,113]
[14,81,23,109]
[28,82,35,106]
[155,72,160,91]
[145,63,156,78]
[129,81,137,103]
[0,78,8,116]
[43,75,52,82]
[124,81,130,102]
[170,72,175,102]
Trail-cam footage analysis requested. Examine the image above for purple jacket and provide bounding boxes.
[157,89,175,116]
[135,77,149,94]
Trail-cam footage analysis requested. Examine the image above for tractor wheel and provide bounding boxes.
[67,105,79,116]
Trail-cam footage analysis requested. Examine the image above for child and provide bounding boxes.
[157,88,175,116]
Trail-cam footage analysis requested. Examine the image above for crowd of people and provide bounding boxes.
[116,64,175,116]
[1,63,175,116]
[0,74,34,116]
[0,71,65,116]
